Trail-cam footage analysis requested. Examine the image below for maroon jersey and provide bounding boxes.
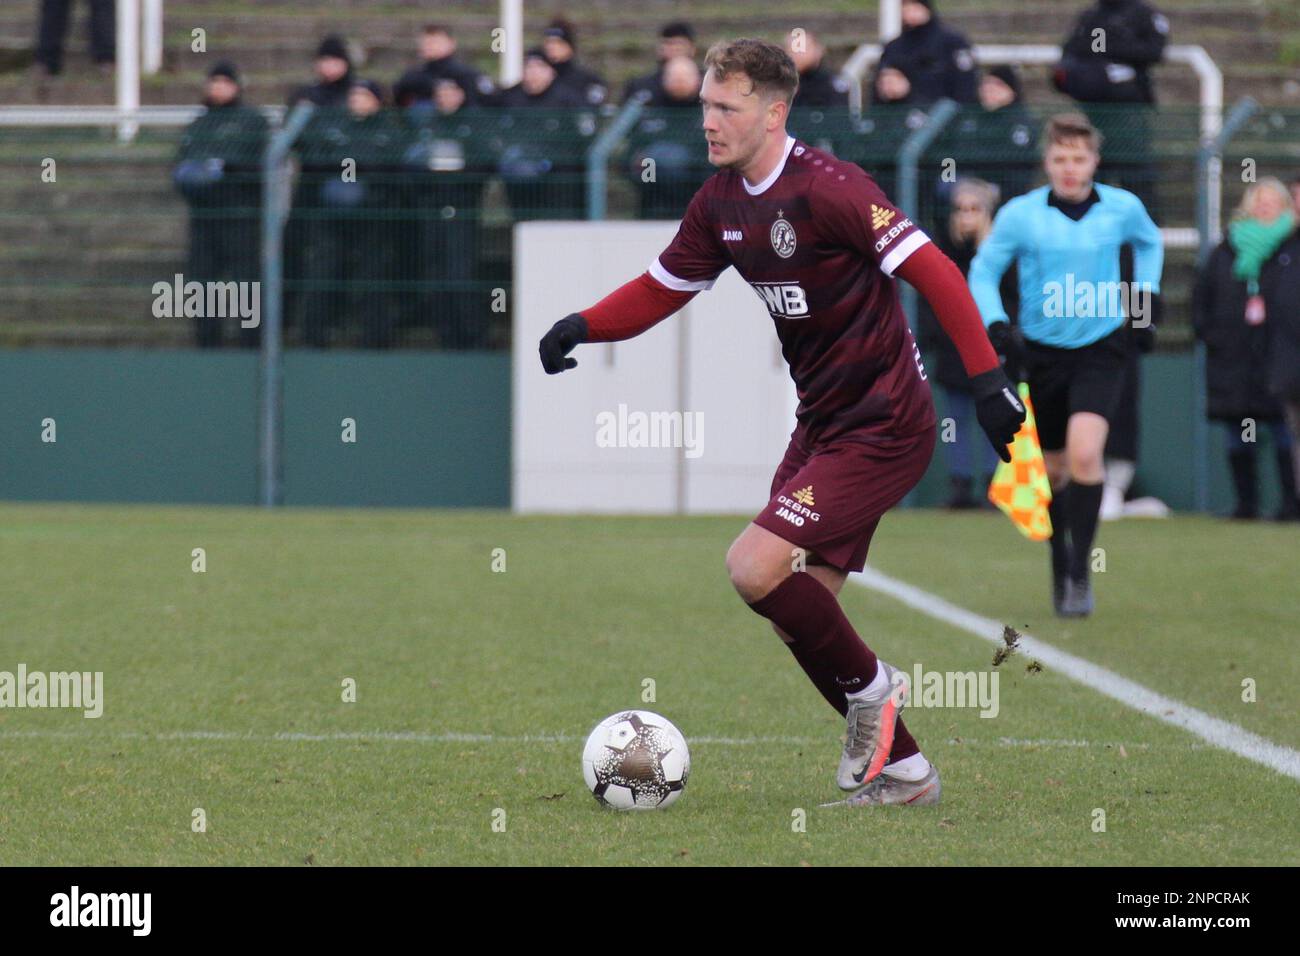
[650,136,935,446]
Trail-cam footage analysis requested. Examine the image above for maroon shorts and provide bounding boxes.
[753,426,936,573]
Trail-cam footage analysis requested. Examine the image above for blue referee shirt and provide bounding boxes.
[968,183,1163,348]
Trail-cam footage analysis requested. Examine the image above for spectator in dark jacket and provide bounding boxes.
[625,56,708,219]
[1055,0,1169,105]
[622,21,697,106]
[496,49,594,219]
[1054,0,1170,211]
[917,178,1017,507]
[1259,189,1300,516]
[35,0,114,75]
[856,67,930,197]
[174,61,269,348]
[786,29,850,111]
[292,80,410,347]
[1192,178,1299,520]
[393,23,497,111]
[543,18,608,108]
[872,0,977,107]
[403,78,496,348]
[932,64,1038,235]
[288,34,355,108]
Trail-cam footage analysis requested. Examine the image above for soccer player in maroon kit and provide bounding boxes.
[540,39,1025,806]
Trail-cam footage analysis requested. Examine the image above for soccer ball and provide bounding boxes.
[581,710,690,810]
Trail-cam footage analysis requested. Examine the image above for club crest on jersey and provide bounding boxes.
[770,216,796,258]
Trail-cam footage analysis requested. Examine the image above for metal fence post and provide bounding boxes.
[586,99,644,220]
[896,98,959,331]
[260,102,314,508]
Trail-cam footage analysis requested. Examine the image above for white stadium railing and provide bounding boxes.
[839,43,1224,245]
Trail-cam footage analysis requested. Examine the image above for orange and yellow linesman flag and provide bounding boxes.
[987,382,1052,541]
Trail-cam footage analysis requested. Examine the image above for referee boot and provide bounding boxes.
[1060,574,1094,618]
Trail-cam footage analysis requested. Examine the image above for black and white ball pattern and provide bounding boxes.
[581,710,690,810]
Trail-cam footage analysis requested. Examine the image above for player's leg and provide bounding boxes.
[784,558,939,809]
[1024,344,1074,613]
[727,522,885,704]
[1057,329,1128,616]
[767,563,923,778]
[768,561,850,713]
[1059,410,1109,615]
[732,429,934,790]
[729,525,913,792]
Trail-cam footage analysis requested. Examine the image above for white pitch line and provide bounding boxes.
[0,729,1216,751]
[853,565,1300,782]
[0,729,814,746]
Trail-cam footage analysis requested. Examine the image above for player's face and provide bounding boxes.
[1044,140,1099,201]
[700,70,774,172]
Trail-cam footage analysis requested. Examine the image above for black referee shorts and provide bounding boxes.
[1021,325,1130,452]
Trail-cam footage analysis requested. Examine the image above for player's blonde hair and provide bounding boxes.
[703,38,799,106]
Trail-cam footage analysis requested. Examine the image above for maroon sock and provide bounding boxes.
[889,716,920,763]
[784,642,849,716]
[748,573,878,696]
[786,644,922,761]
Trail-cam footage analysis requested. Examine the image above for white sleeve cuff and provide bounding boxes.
[649,257,718,292]
[879,231,931,277]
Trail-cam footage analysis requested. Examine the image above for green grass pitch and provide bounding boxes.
[0,503,1296,866]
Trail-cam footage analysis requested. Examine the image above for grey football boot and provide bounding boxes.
[836,660,908,791]
[825,764,942,807]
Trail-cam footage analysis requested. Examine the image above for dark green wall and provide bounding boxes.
[281,352,509,507]
[0,349,1259,514]
[0,349,260,504]
[918,352,1269,515]
[0,350,510,507]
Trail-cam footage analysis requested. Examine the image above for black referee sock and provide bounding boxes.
[1047,484,1071,580]
[1066,481,1104,582]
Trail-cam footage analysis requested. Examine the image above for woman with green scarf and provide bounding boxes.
[1192,177,1299,520]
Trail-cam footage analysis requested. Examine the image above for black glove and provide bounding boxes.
[539,313,588,374]
[1130,293,1160,353]
[1131,322,1156,353]
[970,366,1026,463]
[986,320,1024,379]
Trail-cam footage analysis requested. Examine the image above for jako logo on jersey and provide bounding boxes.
[770,217,797,258]
[722,229,743,241]
[751,281,809,318]
[870,204,896,230]
[874,217,913,253]
[775,492,821,527]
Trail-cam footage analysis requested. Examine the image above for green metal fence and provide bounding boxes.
[3,103,1299,351]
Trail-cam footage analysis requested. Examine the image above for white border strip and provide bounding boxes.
[852,566,1300,782]
[648,257,718,292]
[879,230,930,276]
